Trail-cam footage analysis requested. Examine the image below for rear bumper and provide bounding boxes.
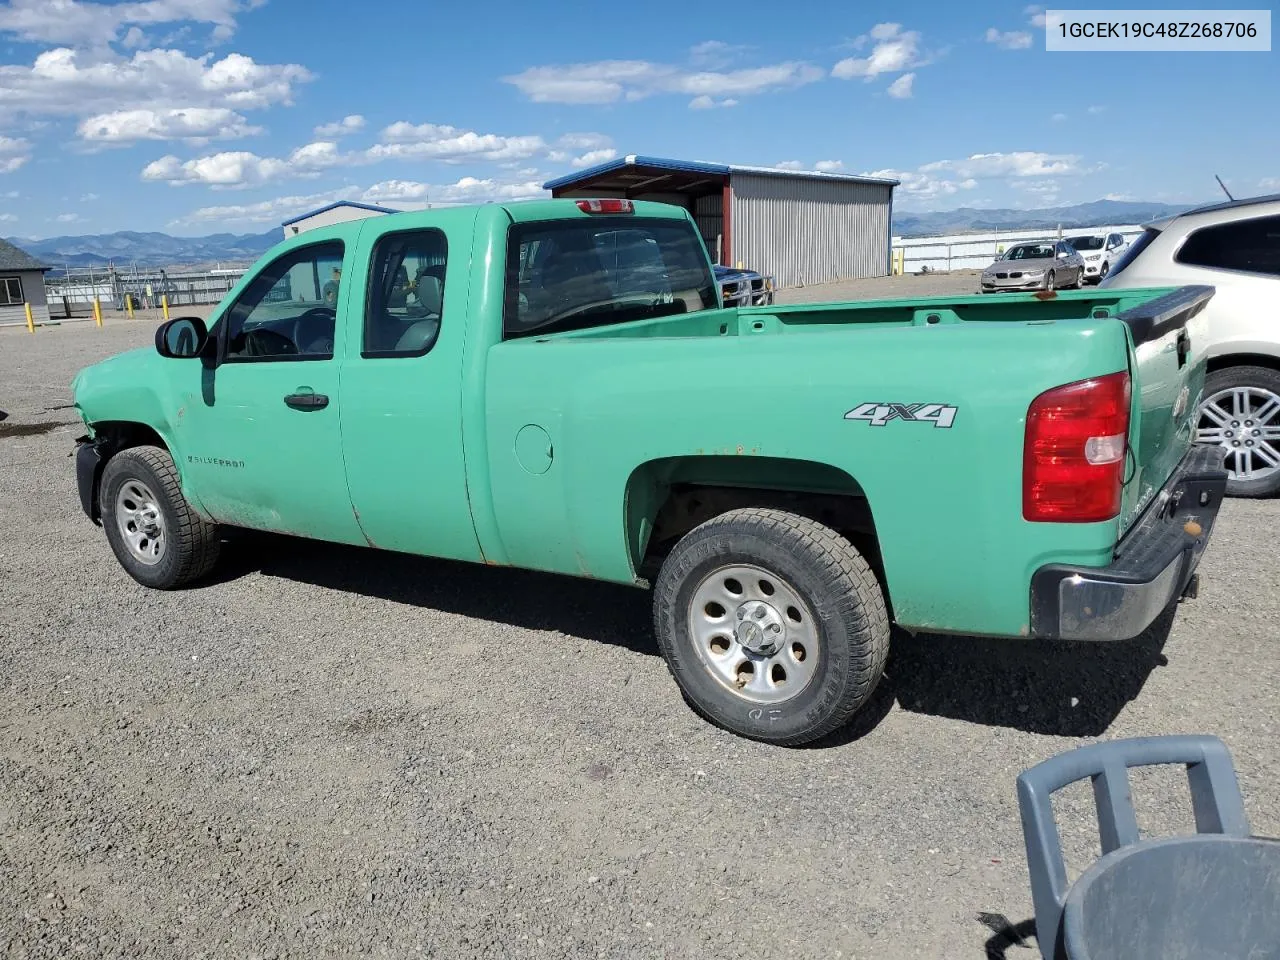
[1029,444,1228,641]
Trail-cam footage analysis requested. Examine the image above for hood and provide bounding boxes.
[713,264,760,282]
[71,345,165,428]
[984,257,1055,274]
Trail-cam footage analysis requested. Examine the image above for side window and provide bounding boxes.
[363,229,448,357]
[1,276,24,304]
[1176,215,1280,277]
[224,241,344,361]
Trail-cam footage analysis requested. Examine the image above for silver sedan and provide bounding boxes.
[980,240,1086,292]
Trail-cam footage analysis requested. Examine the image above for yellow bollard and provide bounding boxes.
[161,294,169,321]
[92,297,103,327]
[25,301,34,333]
[126,296,134,320]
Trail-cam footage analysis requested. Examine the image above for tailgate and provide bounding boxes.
[1115,284,1216,533]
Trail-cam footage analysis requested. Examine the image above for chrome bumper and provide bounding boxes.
[1029,444,1228,641]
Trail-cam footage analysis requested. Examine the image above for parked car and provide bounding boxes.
[1065,231,1130,283]
[70,198,1226,745]
[980,240,1086,292]
[714,263,774,306]
[1099,193,1280,497]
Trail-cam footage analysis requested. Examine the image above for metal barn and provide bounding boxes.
[544,155,898,288]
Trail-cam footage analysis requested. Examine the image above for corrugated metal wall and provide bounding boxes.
[729,174,893,287]
[692,193,724,264]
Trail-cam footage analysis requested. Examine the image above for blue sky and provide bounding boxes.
[0,0,1275,237]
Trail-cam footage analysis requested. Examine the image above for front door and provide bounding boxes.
[181,238,365,546]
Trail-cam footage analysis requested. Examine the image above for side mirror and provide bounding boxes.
[155,316,209,359]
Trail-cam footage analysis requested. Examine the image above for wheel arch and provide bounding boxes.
[623,455,892,617]
[82,421,177,522]
[1205,353,1280,376]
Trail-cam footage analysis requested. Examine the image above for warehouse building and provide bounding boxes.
[0,238,51,326]
[544,155,899,288]
[282,200,398,239]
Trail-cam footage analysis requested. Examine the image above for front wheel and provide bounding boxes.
[100,445,222,588]
[1196,366,1280,498]
[653,508,890,746]
[1044,271,1056,292]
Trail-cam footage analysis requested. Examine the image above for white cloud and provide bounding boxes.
[863,167,978,202]
[504,58,822,105]
[775,160,804,170]
[1052,112,1067,122]
[177,176,549,225]
[55,212,81,222]
[0,212,16,222]
[1103,192,1136,201]
[832,23,922,80]
[81,192,98,200]
[886,72,914,98]
[0,0,246,47]
[984,28,1032,49]
[0,48,312,133]
[313,114,365,138]
[78,106,260,142]
[920,151,1080,178]
[121,25,147,47]
[0,135,32,173]
[556,132,610,150]
[1087,104,1106,114]
[140,121,603,188]
[688,40,750,68]
[1259,177,1280,191]
[689,94,738,109]
[1025,5,1047,28]
[815,160,843,172]
[570,148,616,168]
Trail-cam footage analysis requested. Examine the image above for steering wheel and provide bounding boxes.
[294,307,336,355]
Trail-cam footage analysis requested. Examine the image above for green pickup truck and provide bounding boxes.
[71,198,1228,745]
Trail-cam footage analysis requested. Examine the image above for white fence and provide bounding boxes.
[892,223,1148,274]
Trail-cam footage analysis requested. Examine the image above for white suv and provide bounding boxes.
[1100,194,1280,497]
[1065,232,1129,283]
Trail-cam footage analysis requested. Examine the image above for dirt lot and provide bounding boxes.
[2,307,1277,959]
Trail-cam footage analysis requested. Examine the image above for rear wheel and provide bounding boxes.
[1195,366,1280,498]
[653,508,890,746]
[100,445,222,588]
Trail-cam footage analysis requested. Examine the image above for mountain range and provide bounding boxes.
[7,199,1212,271]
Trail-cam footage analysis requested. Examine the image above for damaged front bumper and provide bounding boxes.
[1029,444,1228,641]
[75,435,103,525]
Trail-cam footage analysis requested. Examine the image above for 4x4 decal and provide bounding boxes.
[844,402,959,428]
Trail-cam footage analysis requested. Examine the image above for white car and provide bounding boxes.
[1099,193,1280,497]
[1065,232,1129,283]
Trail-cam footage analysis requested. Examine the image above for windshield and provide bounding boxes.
[1067,236,1104,250]
[1106,227,1160,280]
[503,216,717,339]
[1006,244,1056,260]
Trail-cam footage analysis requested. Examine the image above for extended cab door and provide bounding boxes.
[337,213,483,561]
[182,237,365,545]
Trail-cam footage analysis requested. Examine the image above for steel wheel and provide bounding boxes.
[687,563,820,705]
[114,479,167,565]
[1197,386,1280,485]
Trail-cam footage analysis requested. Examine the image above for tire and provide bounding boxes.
[1099,261,1110,282]
[1196,366,1280,498]
[653,508,890,746]
[1044,271,1056,291]
[100,445,221,588]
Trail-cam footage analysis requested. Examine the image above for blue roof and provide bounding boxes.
[281,200,399,227]
[543,154,900,191]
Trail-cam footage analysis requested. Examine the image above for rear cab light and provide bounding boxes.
[576,199,634,214]
[1024,370,1132,523]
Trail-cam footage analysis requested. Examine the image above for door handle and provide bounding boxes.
[284,391,329,411]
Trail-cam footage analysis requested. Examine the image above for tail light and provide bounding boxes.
[576,199,633,214]
[1023,370,1131,523]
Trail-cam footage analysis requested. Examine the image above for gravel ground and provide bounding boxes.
[776,270,983,304]
[2,313,1277,960]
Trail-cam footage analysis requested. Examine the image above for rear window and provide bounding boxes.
[1175,214,1280,277]
[503,217,717,339]
[1105,227,1160,280]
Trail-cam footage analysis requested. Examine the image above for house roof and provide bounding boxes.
[280,200,399,227]
[543,154,900,191]
[0,237,51,272]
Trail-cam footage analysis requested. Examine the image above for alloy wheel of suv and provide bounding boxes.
[1196,366,1280,498]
